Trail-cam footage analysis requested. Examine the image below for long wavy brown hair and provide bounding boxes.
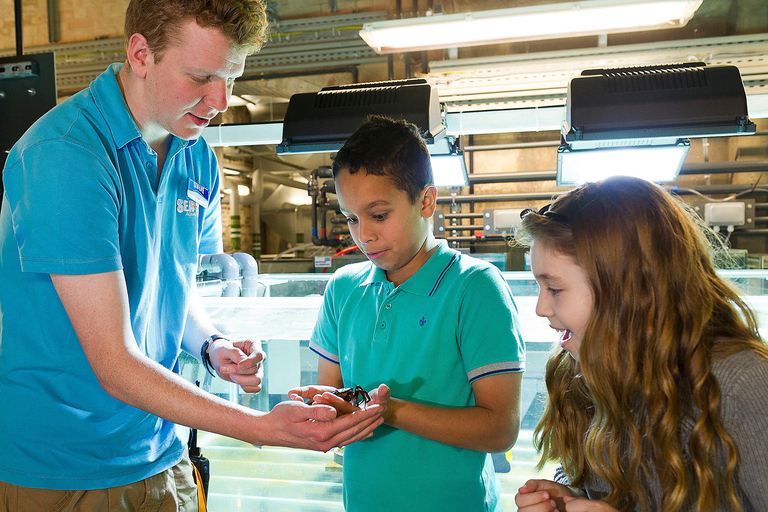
[518,176,768,512]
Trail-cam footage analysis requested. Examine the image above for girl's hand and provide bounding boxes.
[515,479,574,511]
[563,496,619,512]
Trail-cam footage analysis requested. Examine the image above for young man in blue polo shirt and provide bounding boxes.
[291,115,525,511]
[0,0,382,508]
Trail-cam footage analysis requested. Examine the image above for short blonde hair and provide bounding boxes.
[124,0,268,61]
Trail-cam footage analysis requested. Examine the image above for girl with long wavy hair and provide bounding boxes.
[514,176,768,512]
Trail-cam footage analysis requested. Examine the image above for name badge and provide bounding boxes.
[187,178,210,208]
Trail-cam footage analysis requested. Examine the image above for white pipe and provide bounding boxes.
[251,170,264,258]
[198,253,241,297]
[262,173,309,190]
[232,252,259,297]
[228,178,241,215]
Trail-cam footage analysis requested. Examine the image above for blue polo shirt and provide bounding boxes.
[310,240,525,512]
[0,64,222,489]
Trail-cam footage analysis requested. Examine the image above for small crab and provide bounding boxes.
[309,385,371,408]
[332,385,372,407]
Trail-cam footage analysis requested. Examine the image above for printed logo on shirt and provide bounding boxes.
[176,198,199,217]
[419,316,426,327]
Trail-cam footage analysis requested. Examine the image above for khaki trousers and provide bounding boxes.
[0,451,198,512]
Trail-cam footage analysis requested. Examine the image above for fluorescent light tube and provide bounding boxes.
[431,154,469,187]
[556,141,689,186]
[360,0,703,54]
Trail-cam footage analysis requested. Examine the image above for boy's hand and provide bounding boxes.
[368,384,393,422]
[289,385,338,403]
[309,392,361,416]
[289,385,362,416]
[515,479,574,511]
[562,496,619,512]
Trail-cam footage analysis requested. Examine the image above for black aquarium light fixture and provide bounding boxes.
[557,62,756,186]
[277,78,469,187]
[277,78,444,155]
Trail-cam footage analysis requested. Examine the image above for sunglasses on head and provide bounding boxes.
[520,203,569,224]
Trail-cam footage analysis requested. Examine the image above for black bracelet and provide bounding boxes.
[200,334,227,377]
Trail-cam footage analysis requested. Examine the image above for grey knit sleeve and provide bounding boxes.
[553,465,588,498]
[716,350,768,510]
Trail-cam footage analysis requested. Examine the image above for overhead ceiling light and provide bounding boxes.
[557,63,755,186]
[359,0,703,54]
[222,168,241,175]
[429,136,468,187]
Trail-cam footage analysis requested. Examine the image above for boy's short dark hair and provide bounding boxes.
[332,115,434,203]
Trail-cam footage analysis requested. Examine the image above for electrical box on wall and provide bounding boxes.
[704,202,746,226]
[483,208,527,235]
[692,199,755,229]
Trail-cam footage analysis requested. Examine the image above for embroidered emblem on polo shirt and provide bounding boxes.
[419,316,426,327]
[176,199,199,217]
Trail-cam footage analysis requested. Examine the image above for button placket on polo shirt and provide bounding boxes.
[373,284,396,343]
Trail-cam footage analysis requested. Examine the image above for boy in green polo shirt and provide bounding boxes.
[291,115,525,511]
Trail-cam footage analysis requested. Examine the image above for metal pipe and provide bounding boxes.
[463,160,768,186]
[442,236,482,242]
[15,0,23,56]
[733,229,768,235]
[310,167,341,247]
[437,191,561,203]
[469,171,557,184]
[679,160,768,174]
[438,183,768,205]
[464,141,559,152]
[442,225,485,230]
[445,213,483,219]
[47,0,60,43]
[311,178,319,245]
[672,184,767,195]
[238,65,359,84]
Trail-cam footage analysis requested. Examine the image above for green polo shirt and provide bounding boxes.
[310,240,525,512]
